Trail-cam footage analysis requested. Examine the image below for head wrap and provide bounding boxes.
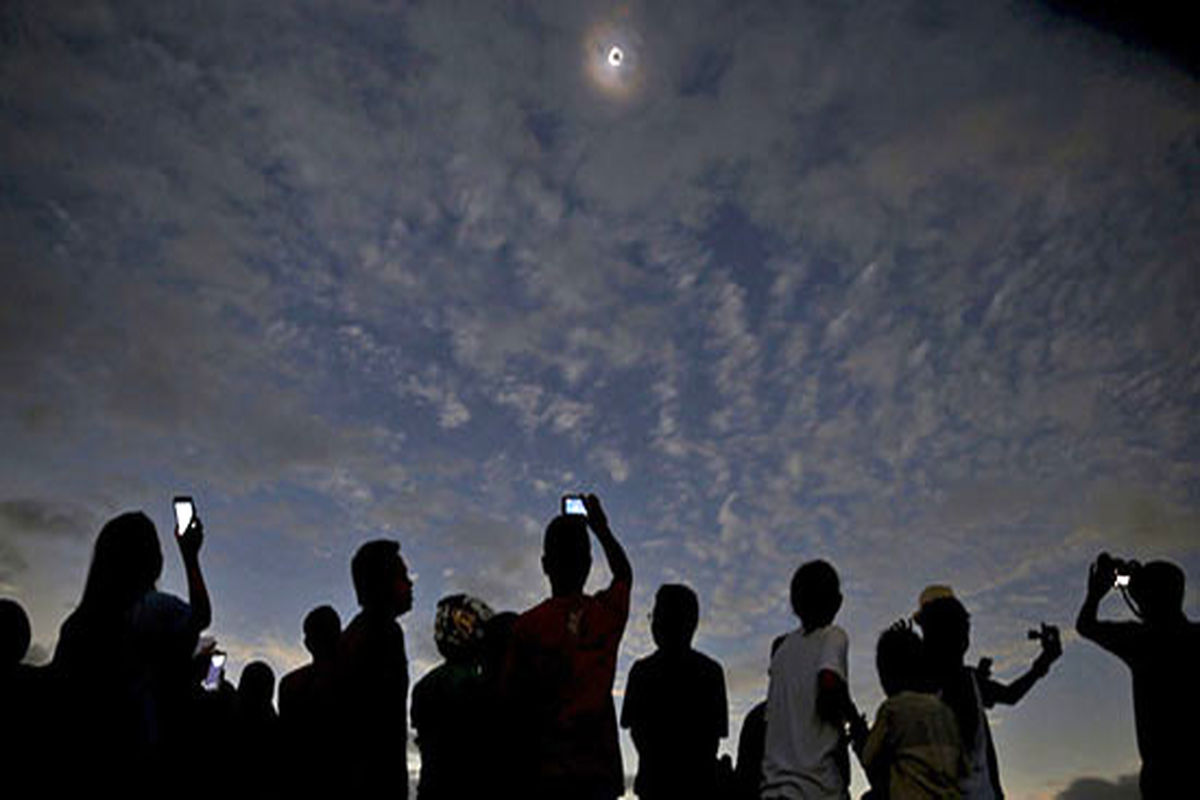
[434,594,494,661]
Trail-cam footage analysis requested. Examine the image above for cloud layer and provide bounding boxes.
[2,2,1197,796]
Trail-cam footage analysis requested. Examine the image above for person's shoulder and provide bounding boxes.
[825,623,849,644]
[691,648,724,675]
[141,590,190,615]
[280,663,314,690]
[514,597,557,630]
[413,662,450,693]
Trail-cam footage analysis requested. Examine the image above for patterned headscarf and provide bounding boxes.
[434,593,494,662]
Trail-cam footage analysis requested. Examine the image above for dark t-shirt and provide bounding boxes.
[620,647,728,798]
[411,660,490,800]
[337,610,410,797]
[506,579,631,797]
[1082,618,1200,783]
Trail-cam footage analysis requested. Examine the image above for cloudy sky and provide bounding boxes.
[2,1,1197,797]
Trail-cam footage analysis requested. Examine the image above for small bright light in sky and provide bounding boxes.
[583,20,642,100]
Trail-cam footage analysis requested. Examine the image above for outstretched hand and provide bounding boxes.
[176,516,204,562]
[1034,623,1063,670]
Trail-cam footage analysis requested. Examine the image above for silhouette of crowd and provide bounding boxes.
[1,493,1195,798]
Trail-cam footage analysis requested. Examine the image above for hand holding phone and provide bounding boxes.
[173,496,203,561]
[203,651,226,692]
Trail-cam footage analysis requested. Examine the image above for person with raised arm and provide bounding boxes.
[53,510,211,792]
[1076,554,1199,798]
[505,493,632,800]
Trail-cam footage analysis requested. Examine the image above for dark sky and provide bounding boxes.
[1,2,1197,796]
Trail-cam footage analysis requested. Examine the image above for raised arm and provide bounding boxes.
[1074,553,1137,659]
[1076,555,1114,642]
[177,516,212,632]
[584,494,632,586]
[981,625,1060,707]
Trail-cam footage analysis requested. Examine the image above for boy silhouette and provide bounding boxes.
[857,622,963,799]
[1076,555,1200,798]
[763,559,859,799]
[621,583,728,800]
[505,493,632,800]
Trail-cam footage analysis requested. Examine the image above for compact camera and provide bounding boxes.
[1097,552,1139,589]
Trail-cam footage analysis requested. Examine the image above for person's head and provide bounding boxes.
[0,598,32,668]
[876,623,926,697]
[1130,561,1187,622]
[81,512,163,613]
[790,560,842,631]
[542,515,591,596]
[434,594,494,664]
[914,586,970,667]
[302,605,341,662]
[239,660,275,707]
[651,583,700,653]
[351,539,412,616]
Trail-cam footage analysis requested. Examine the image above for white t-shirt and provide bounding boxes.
[762,624,850,799]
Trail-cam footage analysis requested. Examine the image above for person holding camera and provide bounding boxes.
[1076,554,1199,798]
[915,585,1061,800]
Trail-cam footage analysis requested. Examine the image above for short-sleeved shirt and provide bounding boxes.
[861,691,964,800]
[762,624,850,800]
[507,579,631,797]
[1080,618,1200,788]
[620,647,728,798]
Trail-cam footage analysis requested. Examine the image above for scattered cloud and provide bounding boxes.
[1055,773,1141,800]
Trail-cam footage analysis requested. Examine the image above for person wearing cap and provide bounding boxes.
[412,594,495,800]
[914,585,1061,800]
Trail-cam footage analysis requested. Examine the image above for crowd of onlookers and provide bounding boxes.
[1,493,1196,798]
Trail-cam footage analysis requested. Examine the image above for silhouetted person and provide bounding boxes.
[1076,554,1199,798]
[504,493,632,800]
[1,598,46,793]
[411,593,495,800]
[234,660,280,796]
[856,621,963,799]
[621,583,727,800]
[763,559,860,800]
[733,635,786,800]
[915,586,1060,800]
[53,511,211,791]
[279,604,341,793]
[180,640,237,798]
[337,538,414,796]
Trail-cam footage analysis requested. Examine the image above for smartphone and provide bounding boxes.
[561,495,587,516]
[1115,573,1131,588]
[203,652,226,692]
[173,496,195,537]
